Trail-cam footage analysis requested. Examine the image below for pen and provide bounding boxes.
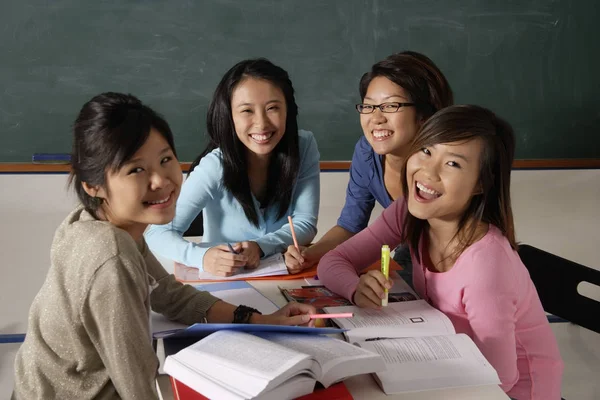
[309,313,353,320]
[381,245,390,306]
[287,216,299,250]
[227,243,239,254]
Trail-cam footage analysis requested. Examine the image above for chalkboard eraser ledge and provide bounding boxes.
[32,153,71,164]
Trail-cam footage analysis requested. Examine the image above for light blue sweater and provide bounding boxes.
[145,130,320,270]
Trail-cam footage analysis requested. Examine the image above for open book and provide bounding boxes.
[196,253,288,281]
[323,300,500,394]
[164,330,385,400]
[175,253,289,282]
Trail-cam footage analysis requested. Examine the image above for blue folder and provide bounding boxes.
[154,323,346,340]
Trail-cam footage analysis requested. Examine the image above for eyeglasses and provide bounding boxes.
[355,102,416,114]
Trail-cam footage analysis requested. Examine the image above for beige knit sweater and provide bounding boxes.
[12,206,220,399]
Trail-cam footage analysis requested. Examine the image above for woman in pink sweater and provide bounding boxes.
[317,105,563,399]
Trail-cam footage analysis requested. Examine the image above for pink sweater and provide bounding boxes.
[318,200,563,399]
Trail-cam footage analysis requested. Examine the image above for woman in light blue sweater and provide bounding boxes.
[146,58,320,276]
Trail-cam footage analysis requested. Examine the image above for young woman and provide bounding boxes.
[145,58,320,276]
[12,93,316,400]
[317,105,563,399]
[285,51,453,285]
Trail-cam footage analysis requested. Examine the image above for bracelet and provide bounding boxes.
[232,305,262,324]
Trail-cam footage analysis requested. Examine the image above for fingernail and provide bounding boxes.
[302,315,310,323]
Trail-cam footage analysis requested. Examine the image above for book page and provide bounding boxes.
[196,253,289,281]
[191,286,279,314]
[256,333,385,387]
[323,299,455,342]
[358,334,500,393]
[165,357,247,400]
[169,331,313,398]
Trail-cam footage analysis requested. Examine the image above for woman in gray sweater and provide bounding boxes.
[12,92,316,400]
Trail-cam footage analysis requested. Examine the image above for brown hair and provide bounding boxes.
[401,105,517,262]
[359,51,454,120]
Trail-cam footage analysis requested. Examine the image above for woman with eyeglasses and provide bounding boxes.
[284,51,453,287]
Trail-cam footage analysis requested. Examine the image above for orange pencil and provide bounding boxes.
[287,215,299,250]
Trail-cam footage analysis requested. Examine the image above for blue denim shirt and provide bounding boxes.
[337,136,393,233]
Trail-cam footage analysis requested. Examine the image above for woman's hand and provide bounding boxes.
[203,244,248,277]
[239,241,262,269]
[352,270,393,309]
[283,245,318,274]
[253,302,317,326]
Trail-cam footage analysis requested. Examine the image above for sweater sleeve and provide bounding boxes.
[142,240,221,324]
[255,130,320,256]
[144,151,221,270]
[318,199,406,301]
[81,256,160,400]
[337,137,377,234]
[461,245,520,392]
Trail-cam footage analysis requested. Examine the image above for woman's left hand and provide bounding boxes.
[239,241,262,269]
[253,302,317,326]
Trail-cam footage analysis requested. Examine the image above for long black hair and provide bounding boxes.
[359,51,454,121]
[69,92,176,219]
[189,58,300,226]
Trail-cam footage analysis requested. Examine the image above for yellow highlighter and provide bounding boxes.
[381,245,390,306]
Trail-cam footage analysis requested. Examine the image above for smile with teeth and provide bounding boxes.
[372,129,393,139]
[145,193,171,205]
[250,132,274,142]
[416,182,441,197]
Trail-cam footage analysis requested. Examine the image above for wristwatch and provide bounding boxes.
[232,305,262,324]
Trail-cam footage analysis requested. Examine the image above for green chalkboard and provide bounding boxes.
[1,0,598,162]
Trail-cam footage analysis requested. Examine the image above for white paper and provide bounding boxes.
[257,333,385,387]
[151,284,279,334]
[166,331,312,398]
[324,300,456,342]
[359,334,500,393]
[196,253,289,281]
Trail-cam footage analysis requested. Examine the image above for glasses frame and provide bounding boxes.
[355,102,416,114]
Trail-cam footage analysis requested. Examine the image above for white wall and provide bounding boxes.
[1,169,599,398]
[1,170,599,331]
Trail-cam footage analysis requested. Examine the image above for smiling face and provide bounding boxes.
[86,128,182,239]
[231,77,287,159]
[360,76,421,157]
[406,138,483,224]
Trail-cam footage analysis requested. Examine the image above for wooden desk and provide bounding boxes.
[158,279,509,400]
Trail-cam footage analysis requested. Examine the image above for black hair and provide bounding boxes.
[401,105,517,263]
[359,51,454,120]
[69,92,176,218]
[189,58,300,226]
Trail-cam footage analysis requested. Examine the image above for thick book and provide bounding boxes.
[164,330,385,400]
[322,300,500,394]
[170,377,354,400]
